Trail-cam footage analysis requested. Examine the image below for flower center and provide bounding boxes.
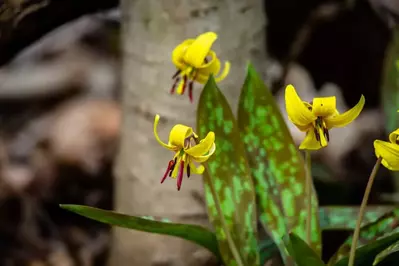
[169,57,210,102]
[313,116,329,147]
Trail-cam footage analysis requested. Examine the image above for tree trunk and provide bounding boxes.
[111,0,267,265]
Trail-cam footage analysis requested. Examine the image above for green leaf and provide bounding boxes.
[319,206,395,230]
[283,233,325,266]
[381,27,399,133]
[373,241,399,265]
[237,63,321,256]
[197,76,259,266]
[333,232,399,266]
[328,208,399,266]
[60,204,221,261]
[259,206,394,265]
[381,26,399,201]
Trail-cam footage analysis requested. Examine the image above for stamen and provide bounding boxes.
[172,70,181,79]
[177,160,185,191]
[314,128,320,142]
[188,81,194,103]
[181,75,188,94]
[324,127,330,142]
[169,157,177,177]
[161,160,175,183]
[187,164,191,178]
[170,77,180,94]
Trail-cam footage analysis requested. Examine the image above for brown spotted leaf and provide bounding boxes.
[197,76,259,266]
[237,63,321,258]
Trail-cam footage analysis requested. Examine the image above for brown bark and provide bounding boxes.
[112,0,266,265]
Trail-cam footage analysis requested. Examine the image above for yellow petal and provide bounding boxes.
[389,128,399,144]
[172,39,194,70]
[183,32,218,68]
[189,161,204,174]
[312,96,337,117]
[299,129,323,150]
[154,115,177,151]
[285,84,316,127]
[169,124,194,148]
[374,140,399,171]
[324,95,365,129]
[192,142,216,163]
[186,132,215,157]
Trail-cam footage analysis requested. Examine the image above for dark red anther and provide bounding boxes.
[187,164,191,178]
[177,160,185,191]
[181,75,188,94]
[161,160,175,184]
[169,157,177,177]
[188,81,194,103]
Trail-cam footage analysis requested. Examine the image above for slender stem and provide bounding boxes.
[347,157,382,266]
[203,162,244,266]
[305,150,312,245]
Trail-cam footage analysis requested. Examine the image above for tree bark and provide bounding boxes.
[112,0,267,265]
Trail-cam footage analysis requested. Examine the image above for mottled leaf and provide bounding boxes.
[319,206,395,230]
[197,76,259,266]
[283,233,325,266]
[333,232,399,266]
[260,206,394,265]
[328,209,399,265]
[373,241,399,265]
[237,63,321,256]
[59,205,221,260]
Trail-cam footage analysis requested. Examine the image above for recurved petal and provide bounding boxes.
[312,96,337,117]
[215,61,230,82]
[169,124,194,148]
[172,39,194,70]
[374,140,399,171]
[189,161,205,174]
[154,115,177,151]
[186,132,215,157]
[285,84,316,127]
[299,129,323,150]
[183,32,218,68]
[191,142,216,163]
[389,128,399,144]
[324,95,365,129]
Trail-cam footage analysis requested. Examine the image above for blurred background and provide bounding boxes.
[0,0,398,265]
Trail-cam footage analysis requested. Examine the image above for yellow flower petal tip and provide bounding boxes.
[285,85,364,150]
[155,117,216,190]
[169,32,229,103]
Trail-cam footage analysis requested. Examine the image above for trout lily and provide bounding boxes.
[153,114,216,190]
[171,31,230,102]
[374,128,399,171]
[285,84,365,150]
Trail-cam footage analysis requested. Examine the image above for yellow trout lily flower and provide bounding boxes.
[374,128,399,171]
[170,32,230,102]
[153,114,216,190]
[285,84,365,150]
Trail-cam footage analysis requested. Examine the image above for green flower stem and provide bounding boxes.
[348,157,382,266]
[305,150,312,245]
[203,161,244,266]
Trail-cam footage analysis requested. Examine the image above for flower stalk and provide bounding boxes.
[347,157,382,266]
